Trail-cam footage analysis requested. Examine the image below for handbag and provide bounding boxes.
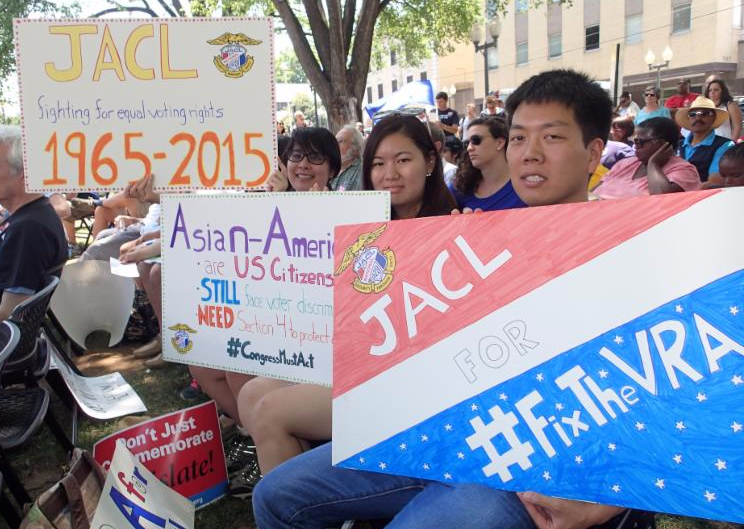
[20,449,106,529]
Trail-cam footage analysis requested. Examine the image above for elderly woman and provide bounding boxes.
[594,117,701,199]
[634,85,671,125]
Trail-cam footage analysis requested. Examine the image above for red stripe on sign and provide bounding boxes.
[332,191,715,397]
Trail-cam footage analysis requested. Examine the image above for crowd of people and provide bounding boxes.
[1,67,743,529]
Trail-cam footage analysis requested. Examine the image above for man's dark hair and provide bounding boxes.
[505,69,613,146]
[636,117,680,150]
[436,91,448,101]
[621,91,631,99]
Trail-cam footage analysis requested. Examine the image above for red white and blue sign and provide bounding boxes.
[332,189,744,522]
[93,401,227,509]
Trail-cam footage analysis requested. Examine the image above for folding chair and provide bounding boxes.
[1,276,75,455]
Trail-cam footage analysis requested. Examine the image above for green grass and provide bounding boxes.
[3,345,256,529]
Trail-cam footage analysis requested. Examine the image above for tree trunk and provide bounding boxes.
[271,0,381,133]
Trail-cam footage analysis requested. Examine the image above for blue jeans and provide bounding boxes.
[253,442,535,529]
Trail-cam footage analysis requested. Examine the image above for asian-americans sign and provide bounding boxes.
[161,192,389,385]
[332,189,744,523]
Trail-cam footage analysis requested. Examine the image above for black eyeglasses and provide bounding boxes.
[469,134,488,146]
[633,137,661,147]
[287,150,327,165]
[688,110,715,119]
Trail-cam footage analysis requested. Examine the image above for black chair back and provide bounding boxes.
[0,321,20,370]
[3,276,59,374]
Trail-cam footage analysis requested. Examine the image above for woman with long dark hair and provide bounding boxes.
[705,79,742,140]
[362,114,455,218]
[234,116,455,497]
[451,117,525,211]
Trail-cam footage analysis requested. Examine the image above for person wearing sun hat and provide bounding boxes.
[676,96,734,182]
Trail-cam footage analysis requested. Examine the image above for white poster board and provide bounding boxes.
[161,192,390,385]
[91,441,195,529]
[15,17,274,192]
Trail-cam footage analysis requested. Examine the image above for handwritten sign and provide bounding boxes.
[15,17,274,192]
[92,441,195,529]
[161,192,389,385]
[93,401,226,508]
[332,189,744,523]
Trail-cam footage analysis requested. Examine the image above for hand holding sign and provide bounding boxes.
[518,492,625,529]
[126,174,160,204]
[267,160,289,192]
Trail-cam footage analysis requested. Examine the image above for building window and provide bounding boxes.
[406,75,413,83]
[585,24,600,51]
[548,34,562,58]
[516,0,528,13]
[377,84,384,99]
[487,47,499,70]
[367,86,372,103]
[672,2,691,34]
[625,13,642,44]
[392,79,398,92]
[390,50,397,66]
[420,71,427,81]
[516,42,528,65]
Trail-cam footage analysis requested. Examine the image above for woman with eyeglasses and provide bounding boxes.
[634,86,671,126]
[594,117,700,199]
[704,79,742,141]
[450,117,526,212]
[267,127,341,192]
[233,118,455,497]
[222,127,342,499]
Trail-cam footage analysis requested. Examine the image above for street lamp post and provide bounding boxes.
[471,20,501,104]
[645,46,674,94]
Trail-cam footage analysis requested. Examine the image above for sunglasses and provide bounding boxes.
[287,150,327,165]
[469,134,488,146]
[688,110,715,119]
[633,137,661,147]
[644,92,657,97]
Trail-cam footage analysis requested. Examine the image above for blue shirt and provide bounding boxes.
[680,130,734,176]
[634,107,671,125]
[449,180,527,211]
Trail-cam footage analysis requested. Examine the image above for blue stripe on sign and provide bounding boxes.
[338,269,744,523]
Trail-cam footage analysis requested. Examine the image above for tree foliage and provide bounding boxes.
[276,49,308,83]
[0,0,78,92]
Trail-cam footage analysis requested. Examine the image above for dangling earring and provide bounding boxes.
[426,172,432,177]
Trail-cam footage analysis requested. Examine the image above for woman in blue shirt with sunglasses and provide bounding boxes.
[449,117,526,212]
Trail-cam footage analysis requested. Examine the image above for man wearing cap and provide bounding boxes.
[676,96,734,182]
[664,79,698,119]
